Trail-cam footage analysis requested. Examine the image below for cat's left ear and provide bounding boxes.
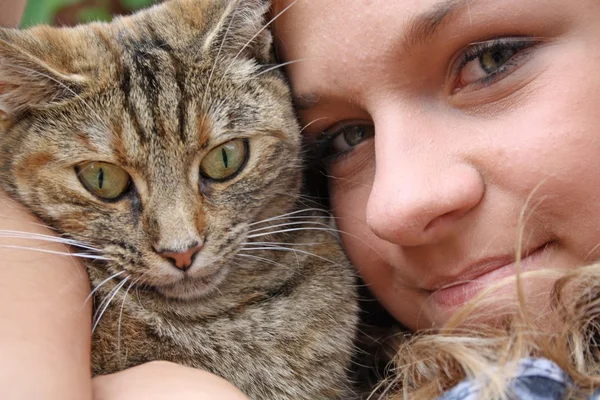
[207,0,274,63]
[0,28,87,128]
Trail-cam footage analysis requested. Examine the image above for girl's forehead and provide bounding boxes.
[273,0,587,107]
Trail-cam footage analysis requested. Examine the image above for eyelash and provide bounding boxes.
[451,37,540,91]
[311,38,541,163]
[313,122,375,164]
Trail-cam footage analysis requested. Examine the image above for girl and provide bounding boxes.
[4,0,600,398]
[273,0,600,397]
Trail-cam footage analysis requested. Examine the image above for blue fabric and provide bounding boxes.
[437,357,600,400]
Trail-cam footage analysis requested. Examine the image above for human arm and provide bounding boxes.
[93,361,249,400]
[0,193,93,400]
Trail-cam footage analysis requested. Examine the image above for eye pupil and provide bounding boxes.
[76,162,130,201]
[200,139,248,181]
[98,168,104,189]
[480,48,516,73]
[221,148,229,168]
[344,126,367,146]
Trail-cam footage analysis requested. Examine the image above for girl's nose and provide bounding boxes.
[366,120,485,247]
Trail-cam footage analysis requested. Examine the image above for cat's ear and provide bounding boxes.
[0,28,87,124]
[207,0,274,63]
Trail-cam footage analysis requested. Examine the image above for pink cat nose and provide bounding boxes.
[158,242,203,271]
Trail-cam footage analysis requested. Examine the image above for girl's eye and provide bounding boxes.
[200,139,249,181]
[76,162,131,201]
[312,122,375,164]
[453,38,539,92]
[328,123,375,155]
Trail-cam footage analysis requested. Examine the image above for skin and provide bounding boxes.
[274,0,600,330]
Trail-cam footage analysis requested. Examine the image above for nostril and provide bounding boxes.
[157,241,203,271]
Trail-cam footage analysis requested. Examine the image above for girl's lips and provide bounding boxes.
[427,243,552,310]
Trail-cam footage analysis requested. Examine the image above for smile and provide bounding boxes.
[426,242,554,310]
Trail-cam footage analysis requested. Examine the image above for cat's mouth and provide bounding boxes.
[152,265,230,301]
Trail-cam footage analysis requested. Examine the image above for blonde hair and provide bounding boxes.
[378,263,600,399]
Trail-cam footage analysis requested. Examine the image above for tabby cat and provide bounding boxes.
[0,0,358,398]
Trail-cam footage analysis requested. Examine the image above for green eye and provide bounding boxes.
[480,47,518,74]
[76,162,131,200]
[200,139,249,181]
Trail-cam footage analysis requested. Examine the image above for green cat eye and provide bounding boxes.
[200,139,249,181]
[76,162,131,200]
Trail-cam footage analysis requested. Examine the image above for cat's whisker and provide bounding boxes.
[235,253,293,271]
[93,277,125,322]
[85,271,127,305]
[300,117,334,134]
[239,245,336,265]
[242,241,326,247]
[247,227,339,239]
[223,0,298,77]
[0,230,103,252]
[202,0,241,108]
[0,244,111,260]
[248,207,331,226]
[253,58,311,78]
[248,220,334,235]
[93,277,130,334]
[246,226,388,261]
[117,277,138,358]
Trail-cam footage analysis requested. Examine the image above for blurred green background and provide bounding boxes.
[21,0,158,28]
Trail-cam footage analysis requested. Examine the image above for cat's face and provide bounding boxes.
[0,0,302,300]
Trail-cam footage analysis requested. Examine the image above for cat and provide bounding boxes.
[0,0,359,398]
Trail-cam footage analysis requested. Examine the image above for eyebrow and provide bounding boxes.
[403,0,474,51]
[292,0,477,110]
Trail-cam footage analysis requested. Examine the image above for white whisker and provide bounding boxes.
[300,117,334,134]
[0,230,103,252]
[223,0,298,77]
[0,245,110,260]
[247,227,338,239]
[253,58,310,77]
[242,241,325,247]
[249,208,331,226]
[93,277,130,334]
[239,245,336,265]
[248,220,334,234]
[203,0,241,106]
[85,271,126,305]
[117,278,138,357]
[235,253,292,271]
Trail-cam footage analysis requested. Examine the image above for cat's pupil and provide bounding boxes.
[98,168,104,189]
[222,148,229,168]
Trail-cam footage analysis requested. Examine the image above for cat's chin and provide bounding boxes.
[153,267,229,301]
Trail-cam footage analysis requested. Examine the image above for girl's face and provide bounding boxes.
[274,0,600,330]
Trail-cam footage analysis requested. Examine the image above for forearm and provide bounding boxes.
[0,0,26,27]
[93,361,249,400]
[0,193,93,400]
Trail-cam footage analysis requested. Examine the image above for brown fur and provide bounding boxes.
[0,1,358,398]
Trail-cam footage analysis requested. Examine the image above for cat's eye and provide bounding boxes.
[76,162,131,200]
[200,139,249,181]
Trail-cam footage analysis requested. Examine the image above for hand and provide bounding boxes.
[93,361,249,400]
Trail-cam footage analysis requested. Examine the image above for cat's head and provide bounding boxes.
[0,0,303,300]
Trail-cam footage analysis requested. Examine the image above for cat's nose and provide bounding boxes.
[157,242,203,271]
